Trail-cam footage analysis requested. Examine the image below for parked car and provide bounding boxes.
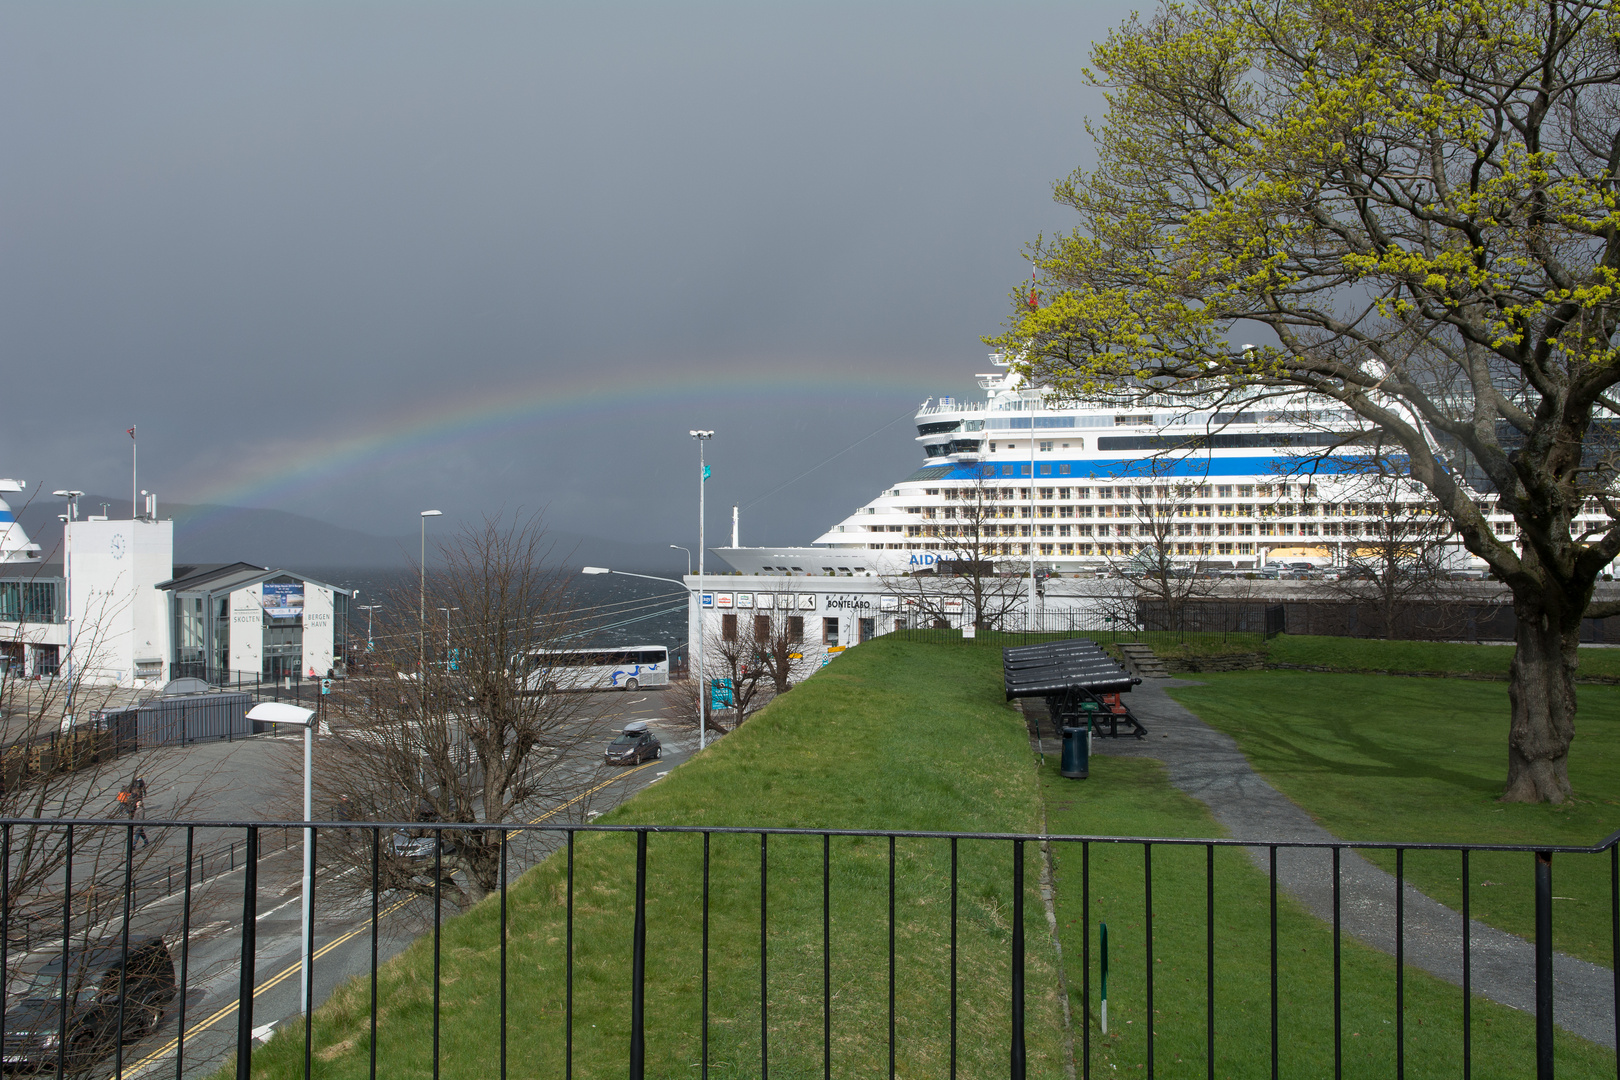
[605,721,661,766]
[2,937,175,1072]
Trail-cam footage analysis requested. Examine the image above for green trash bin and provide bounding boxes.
[1061,718,1091,779]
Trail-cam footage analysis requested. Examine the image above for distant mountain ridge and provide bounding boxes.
[11,495,679,575]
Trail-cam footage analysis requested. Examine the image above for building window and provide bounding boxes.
[1237,542,1255,554]
[1217,542,1234,555]
[1039,543,1055,555]
[788,616,805,643]
[1039,525,1055,537]
[1059,543,1075,555]
[755,615,771,639]
[722,614,738,642]
[823,617,839,645]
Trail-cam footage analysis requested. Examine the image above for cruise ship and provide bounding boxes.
[713,353,1528,577]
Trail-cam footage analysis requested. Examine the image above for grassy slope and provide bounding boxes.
[1265,634,1620,678]
[1169,672,1620,964]
[241,638,1069,1079]
[1039,754,1616,1077]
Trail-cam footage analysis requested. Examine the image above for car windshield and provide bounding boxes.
[610,734,640,746]
[20,971,99,1002]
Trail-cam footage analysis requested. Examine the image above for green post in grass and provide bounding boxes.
[1100,921,1109,1035]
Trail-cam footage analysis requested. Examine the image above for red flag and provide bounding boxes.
[127,427,136,439]
[1027,265,1039,309]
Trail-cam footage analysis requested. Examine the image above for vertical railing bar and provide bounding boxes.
[304,827,317,1080]
[58,822,72,1077]
[500,830,508,1080]
[950,835,958,1080]
[1461,847,1471,1080]
[1395,847,1404,1080]
[370,827,380,1080]
[1535,850,1553,1080]
[825,832,832,1080]
[1082,840,1091,1080]
[566,829,575,1080]
[630,830,648,1080]
[702,831,709,1080]
[115,822,134,1079]
[761,831,769,1080]
[889,834,896,1080]
[433,828,443,1080]
[1,825,11,1073]
[1145,841,1154,1080]
[1332,845,1342,1080]
[1206,842,1214,1080]
[1011,837,1026,1080]
[1611,844,1618,1080]
[175,826,195,1080]
[1269,845,1277,1080]
[234,826,258,1080]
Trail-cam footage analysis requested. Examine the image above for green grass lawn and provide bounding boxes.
[1169,671,1620,965]
[1265,633,1620,679]
[237,638,1070,1079]
[1039,753,1617,1077]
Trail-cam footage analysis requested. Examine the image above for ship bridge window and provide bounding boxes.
[918,421,963,436]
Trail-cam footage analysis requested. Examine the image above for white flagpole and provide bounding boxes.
[130,426,137,519]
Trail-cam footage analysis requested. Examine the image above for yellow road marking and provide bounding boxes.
[119,760,659,1075]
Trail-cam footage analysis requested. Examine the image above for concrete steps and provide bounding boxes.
[1117,642,1171,679]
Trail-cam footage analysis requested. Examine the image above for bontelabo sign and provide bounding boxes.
[824,594,875,613]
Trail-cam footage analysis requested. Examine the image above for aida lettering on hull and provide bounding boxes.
[907,553,938,568]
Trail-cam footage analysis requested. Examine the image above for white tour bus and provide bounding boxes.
[522,645,670,692]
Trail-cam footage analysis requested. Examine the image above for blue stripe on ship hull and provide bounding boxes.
[0,511,13,523]
[940,455,1358,481]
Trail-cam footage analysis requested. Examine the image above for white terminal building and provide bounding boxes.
[0,481,349,688]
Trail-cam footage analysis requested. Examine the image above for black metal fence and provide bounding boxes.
[2,817,1616,1080]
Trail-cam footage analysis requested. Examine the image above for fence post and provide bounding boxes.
[1534,850,1553,1080]
[630,829,647,1080]
[235,827,259,1080]
[1011,838,1025,1080]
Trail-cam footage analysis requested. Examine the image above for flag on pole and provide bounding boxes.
[703,465,711,482]
[127,426,136,439]
[1028,265,1039,310]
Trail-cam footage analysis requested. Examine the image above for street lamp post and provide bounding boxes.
[244,702,318,1015]
[689,431,714,750]
[669,544,692,576]
[359,605,381,652]
[419,511,442,673]
[51,490,82,718]
[437,607,459,670]
[583,566,700,740]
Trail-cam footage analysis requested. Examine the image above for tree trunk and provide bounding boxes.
[1501,596,1578,804]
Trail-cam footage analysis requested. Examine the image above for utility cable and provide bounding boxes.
[736,404,919,513]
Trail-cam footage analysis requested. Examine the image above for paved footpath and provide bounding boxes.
[1087,678,1616,1049]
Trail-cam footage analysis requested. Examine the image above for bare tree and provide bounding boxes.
[885,474,1027,631]
[307,513,614,911]
[1095,478,1222,632]
[1324,477,1465,640]
[1,577,216,1078]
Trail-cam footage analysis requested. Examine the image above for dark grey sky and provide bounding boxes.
[1,2,1137,558]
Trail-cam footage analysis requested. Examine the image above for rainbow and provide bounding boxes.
[177,361,939,528]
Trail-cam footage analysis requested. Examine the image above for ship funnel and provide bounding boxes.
[731,505,739,548]
[0,479,42,563]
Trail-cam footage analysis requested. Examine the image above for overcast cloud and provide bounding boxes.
[0,2,1137,562]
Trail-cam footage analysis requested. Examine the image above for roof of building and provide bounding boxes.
[156,562,269,593]
[156,562,351,597]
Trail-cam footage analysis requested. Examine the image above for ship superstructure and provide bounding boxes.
[712,354,1552,577]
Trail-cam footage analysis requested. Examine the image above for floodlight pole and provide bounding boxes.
[244,703,317,1015]
[51,490,82,719]
[419,511,442,674]
[691,431,714,751]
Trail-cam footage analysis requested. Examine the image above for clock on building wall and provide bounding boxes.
[110,534,127,560]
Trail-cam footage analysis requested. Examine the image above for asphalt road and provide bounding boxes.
[7,687,696,1080]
